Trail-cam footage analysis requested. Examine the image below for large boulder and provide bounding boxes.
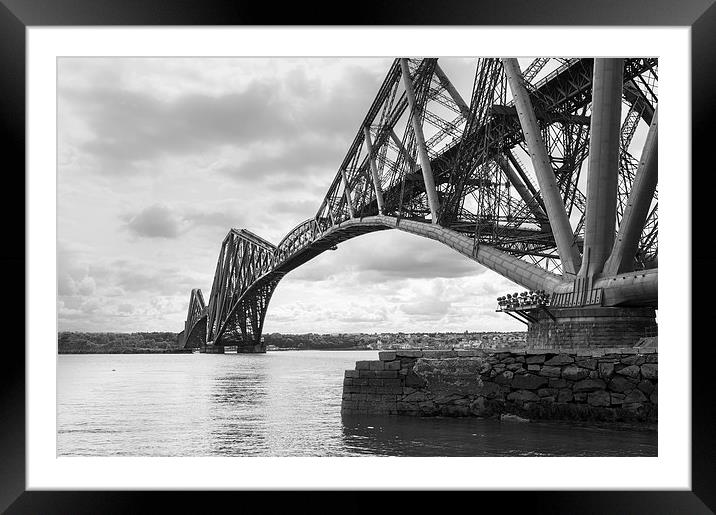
[598,362,615,379]
[470,397,499,417]
[539,366,562,378]
[562,365,589,381]
[616,365,641,379]
[413,358,486,395]
[544,354,574,366]
[557,389,573,403]
[608,375,635,393]
[588,390,611,407]
[641,363,658,380]
[624,389,648,404]
[511,373,548,390]
[573,378,607,392]
[494,370,515,385]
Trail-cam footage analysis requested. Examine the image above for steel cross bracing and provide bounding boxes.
[181,57,659,348]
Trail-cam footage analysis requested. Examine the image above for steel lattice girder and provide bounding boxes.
[180,289,207,348]
[205,229,277,346]
[314,58,656,263]
[181,57,659,345]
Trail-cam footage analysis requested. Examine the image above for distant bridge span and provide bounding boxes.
[179,57,658,349]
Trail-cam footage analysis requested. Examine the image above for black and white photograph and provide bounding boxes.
[56,55,660,458]
[5,12,710,508]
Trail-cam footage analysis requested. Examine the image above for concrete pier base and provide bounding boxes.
[200,343,266,353]
[234,343,266,354]
[200,345,225,354]
[526,307,657,349]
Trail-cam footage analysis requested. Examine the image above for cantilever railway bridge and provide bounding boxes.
[178,57,658,351]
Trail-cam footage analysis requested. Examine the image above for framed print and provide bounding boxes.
[3,0,715,512]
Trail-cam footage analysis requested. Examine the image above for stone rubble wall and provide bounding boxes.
[341,348,657,424]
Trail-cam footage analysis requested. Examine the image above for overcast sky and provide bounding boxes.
[57,57,526,334]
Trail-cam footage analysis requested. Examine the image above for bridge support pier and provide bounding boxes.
[200,345,225,354]
[200,342,266,353]
[234,343,266,353]
[524,306,656,349]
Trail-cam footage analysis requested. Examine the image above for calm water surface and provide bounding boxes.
[57,351,657,457]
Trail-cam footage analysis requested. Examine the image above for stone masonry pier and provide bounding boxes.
[525,307,657,349]
[341,348,657,425]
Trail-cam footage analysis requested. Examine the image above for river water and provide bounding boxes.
[57,350,657,457]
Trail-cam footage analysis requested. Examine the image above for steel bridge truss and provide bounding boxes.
[181,57,659,347]
[183,230,280,347]
[178,288,207,349]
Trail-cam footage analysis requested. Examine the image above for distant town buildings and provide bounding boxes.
[344,331,526,351]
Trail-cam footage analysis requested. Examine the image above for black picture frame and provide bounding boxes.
[2,1,713,512]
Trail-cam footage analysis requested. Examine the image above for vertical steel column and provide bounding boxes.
[603,107,658,276]
[340,168,356,218]
[502,58,581,275]
[578,58,624,277]
[400,58,441,223]
[363,126,385,215]
[433,62,470,117]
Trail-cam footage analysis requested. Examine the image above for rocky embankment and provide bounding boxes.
[341,348,657,425]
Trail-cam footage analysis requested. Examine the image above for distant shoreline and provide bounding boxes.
[57,330,527,355]
[58,349,194,355]
[58,347,376,354]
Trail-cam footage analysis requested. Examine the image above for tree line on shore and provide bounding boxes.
[56,331,374,353]
[58,332,180,353]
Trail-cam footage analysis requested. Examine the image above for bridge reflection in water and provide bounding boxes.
[179,57,658,352]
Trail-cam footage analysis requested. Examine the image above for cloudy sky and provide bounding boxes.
[57,57,525,334]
